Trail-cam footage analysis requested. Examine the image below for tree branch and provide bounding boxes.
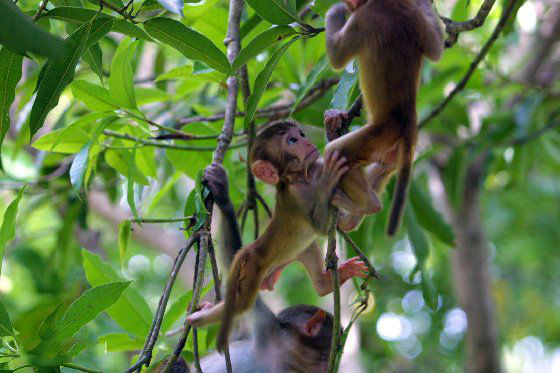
[440,0,497,47]
[103,129,246,151]
[326,209,341,373]
[419,0,518,129]
[32,0,49,21]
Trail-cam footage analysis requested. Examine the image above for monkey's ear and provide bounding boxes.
[252,160,280,185]
[303,310,326,337]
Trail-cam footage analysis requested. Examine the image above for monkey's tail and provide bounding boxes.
[387,137,414,236]
[216,259,239,353]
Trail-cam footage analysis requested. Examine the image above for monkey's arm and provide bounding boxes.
[326,3,363,70]
[298,242,368,296]
[416,0,444,61]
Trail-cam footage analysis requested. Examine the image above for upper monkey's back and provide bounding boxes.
[355,0,426,120]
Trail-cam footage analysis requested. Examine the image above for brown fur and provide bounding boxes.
[325,0,443,235]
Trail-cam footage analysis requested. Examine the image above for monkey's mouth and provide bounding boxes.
[305,149,319,160]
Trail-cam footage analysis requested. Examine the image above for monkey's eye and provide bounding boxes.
[287,137,298,144]
[300,131,306,137]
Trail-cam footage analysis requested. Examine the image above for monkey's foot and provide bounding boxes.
[339,257,369,283]
[324,109,348,141]
[260,266,285,291]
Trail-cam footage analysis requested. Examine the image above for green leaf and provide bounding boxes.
[0,0,64,60]
[421,269,438,311]
[82,250,152,338]
[118,220,132,271]
[144,17,230,74]
[0,186,25,276]
[105,149,149,185]
[98,333,144,352]
[127,141,142,220]
[291,55,329,114]
[29,20,92,138]
[82,43,104,84]
[311,0,337,16]
[57,281,130,339]
[0,300,14,337]
[330,63,358,110]
[409,181,455,246]
[442,147,467,210]
[157,0,184,16]
[72,80,117,111]
[245,0,300,25]
[109,37,138,109]
[161,291,192,332]
[155,64,193,81]
[0,48,23,160]
[404,206,430,271]
[70,143,91,191]
[229,25,296,75]
[245,37,299,128]
[42,7,153,41]
[86,0,124,9]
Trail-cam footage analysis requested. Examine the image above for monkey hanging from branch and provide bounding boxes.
[325,0,444,235]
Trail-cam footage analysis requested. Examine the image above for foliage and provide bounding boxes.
[0,0,558,372]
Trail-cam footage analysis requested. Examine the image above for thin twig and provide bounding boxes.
[130,216,193,224]
[124,234,198,373]
[32,0,49,21]
[419,0,518,129]
[103,130,246,151]
[162,234,209,373]
[504,119,560,147]
[256,194,272,218]
[440,0,497,47]
[61,363,103,373]
[337,229,379,279]
[99,0,138,23]
[193,328,202,373]
[326,209,342,373]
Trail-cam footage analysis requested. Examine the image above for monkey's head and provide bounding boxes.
[276,305,339,371]
[344,0,368,12]
[250,120,319,185]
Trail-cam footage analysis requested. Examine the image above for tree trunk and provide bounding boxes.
[440,153,502,373]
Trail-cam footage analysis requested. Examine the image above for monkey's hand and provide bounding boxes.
[186,301,215,327]
[338,257,369,284]
[319,150,349,195]
[324,109,348,141]
[204,163,230,207]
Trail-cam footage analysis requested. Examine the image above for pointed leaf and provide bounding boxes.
[0,48,23,158]
[404,206,430,270]
[82,43,104,83]
[245,37,299,128]
[57,281,130,339]
[144,17,230,74]
[29,21,91,138]
[245,0,300,25]
[72,80,117,111]
[421,269,438,311]
[291,55,328,113]
[0,0,64,60]
[409,181,455,246]
[82,250,152,337]
[42,7,153,41]
[70,143,91,191]
[157,0,184,16]
[330,63,358,110]
[109,37,138,109]
[98,333,144,352]
[229,25,295,75]
[0,186,25,276]
[0,300,14,337]
[118,220,131,271]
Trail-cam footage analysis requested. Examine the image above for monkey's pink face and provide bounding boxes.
[283,127,319,165]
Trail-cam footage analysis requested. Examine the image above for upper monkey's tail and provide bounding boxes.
[387,134,415,236]
[216,257,240,353]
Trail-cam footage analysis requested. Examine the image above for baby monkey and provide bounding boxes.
[187,120,377,352]
[325,0,443,235]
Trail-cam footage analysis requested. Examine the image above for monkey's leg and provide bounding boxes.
[333,168,381,215]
